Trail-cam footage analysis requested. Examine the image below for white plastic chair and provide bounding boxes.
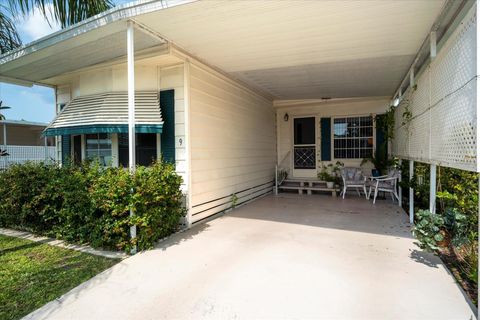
[340,167,367,199]
[368,169,401,204]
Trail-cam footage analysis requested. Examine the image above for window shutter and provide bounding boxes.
[61,135,71,165]
[321,118,331,161]
[375,114,388,160]
[159,90,175,164]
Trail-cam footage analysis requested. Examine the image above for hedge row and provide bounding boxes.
[0,161,186,252]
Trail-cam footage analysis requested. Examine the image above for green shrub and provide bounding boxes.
[444,207,469,247]
[412,209,444,252]
[0,161,185,252]
[132,163,185,250]
[0,162,60,232]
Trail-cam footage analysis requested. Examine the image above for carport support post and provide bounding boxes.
[275,165,278,195]
[44,136,48,162]
[127,20,137,254]
[429,164,436,214]
[3,122,6,168]
[398,159,402,207]
[409,160,414,223]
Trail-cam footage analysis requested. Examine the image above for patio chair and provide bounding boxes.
[368,169,400,204]
[340,167,367,199]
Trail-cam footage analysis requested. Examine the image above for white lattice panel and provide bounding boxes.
[408,111,430,161]
[410,68,430,117]
[393,5,478,172]
[394,89,409,130]
[394,124,409,157]
[430,80,477,170]
[430,9,476,107]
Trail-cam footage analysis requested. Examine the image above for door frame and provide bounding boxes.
[291,115,318,178]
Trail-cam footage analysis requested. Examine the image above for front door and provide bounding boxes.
[293,117,316,177]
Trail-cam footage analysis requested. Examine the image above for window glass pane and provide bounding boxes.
[333,116,373,159]
[118,133,157,167]
[294,117,315,145]
[85,133,112,166]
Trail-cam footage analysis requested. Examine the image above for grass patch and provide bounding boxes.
[0,234,119,320]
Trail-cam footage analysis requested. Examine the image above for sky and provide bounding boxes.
[0,0,131,123]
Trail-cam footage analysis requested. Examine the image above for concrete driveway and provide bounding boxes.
[25,194,476,320]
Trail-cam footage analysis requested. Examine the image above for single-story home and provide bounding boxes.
[0,120,55,168]
[0,0,477,225]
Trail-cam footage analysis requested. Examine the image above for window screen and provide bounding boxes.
[85,133,112,166]
[333,116,373,159]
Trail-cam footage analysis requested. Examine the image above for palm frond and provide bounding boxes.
[9,0,114,28]
[0,5,21,53]
[0,101,10,120]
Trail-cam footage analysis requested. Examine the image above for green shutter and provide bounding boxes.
[375,114,388,160]
[321,118,331,161]
[159,90,175,163]
[61,135,71,165]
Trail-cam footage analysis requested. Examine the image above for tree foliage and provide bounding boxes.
[1,0,113,53]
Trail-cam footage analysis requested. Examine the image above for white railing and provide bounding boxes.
[0,145,56,169]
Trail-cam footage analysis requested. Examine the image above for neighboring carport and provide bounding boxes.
[24,195,476,320]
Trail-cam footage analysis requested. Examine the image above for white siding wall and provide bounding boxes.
[159,65,188,192]
[51,63,187,191]
[275,98,390,177]
[189,62,275,223]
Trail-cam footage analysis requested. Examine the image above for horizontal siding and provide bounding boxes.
[159,65,187,192]
[190,63,275,222]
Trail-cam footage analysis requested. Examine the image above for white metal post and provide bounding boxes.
[398,159,402,207]
[44,136,48,162]
[184,60,192,228]
[127,21,137,254]
[429,164,436,214]
[409,160,414,223]
[3,122,7,168]
[275,165,278,195]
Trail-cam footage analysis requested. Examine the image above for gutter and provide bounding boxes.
[0,0,196,65]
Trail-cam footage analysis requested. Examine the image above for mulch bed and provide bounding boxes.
[438,245,477,307]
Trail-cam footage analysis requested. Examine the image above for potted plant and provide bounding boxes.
[318,161,343,188]
[360,144,397,176]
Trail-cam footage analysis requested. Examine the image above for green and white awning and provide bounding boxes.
[44,91,163,136]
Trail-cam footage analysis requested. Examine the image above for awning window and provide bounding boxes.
[44,91,163,136]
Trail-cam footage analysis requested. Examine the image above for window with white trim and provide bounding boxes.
[333,116,373,159]
[85,133,112,166]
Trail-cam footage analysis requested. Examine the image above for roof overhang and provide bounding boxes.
[0,0,459,100]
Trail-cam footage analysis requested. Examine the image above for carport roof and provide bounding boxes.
[0,0,449,99]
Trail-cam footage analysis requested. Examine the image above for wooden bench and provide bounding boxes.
[278,179,339,197]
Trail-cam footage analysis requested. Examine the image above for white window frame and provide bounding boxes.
[85,133,113,166]
[331,114,377,161]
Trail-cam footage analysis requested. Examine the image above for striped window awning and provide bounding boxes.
[44,92,163,136]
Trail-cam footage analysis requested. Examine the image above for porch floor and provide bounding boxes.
[25,194,476,320]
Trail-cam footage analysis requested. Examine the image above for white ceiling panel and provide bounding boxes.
[0,0,447,99]
[134,0,446,99]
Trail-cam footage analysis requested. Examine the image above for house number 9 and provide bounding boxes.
[179,138,183,146]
